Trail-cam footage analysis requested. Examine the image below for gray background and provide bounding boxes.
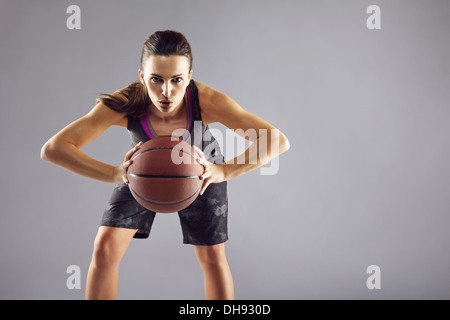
[1,0,449,299]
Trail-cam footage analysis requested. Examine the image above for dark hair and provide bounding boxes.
[95,30,193,118]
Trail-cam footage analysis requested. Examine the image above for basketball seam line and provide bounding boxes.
[129,173,200,179]
[132,147,200,163]
[129,185,202,206]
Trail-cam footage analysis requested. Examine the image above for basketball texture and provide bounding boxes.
[126,137,204,213]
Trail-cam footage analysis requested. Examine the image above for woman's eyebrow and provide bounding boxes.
[150,73,184,78]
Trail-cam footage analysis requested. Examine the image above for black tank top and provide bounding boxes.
[127,80,224,165]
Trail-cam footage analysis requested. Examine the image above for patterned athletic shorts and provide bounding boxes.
[100,181,228,245]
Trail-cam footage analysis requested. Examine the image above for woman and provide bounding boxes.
[41,30,290,300]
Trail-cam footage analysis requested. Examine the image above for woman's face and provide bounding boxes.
[139,55,192,115]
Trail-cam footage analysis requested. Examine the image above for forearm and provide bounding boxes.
[221,129,290,181]
[41,140,117,184]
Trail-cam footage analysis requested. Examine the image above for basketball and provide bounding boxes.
[126,137,204,213]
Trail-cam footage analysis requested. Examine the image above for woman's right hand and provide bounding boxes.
[113,141,143,184]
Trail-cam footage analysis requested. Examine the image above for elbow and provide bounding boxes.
[40,141,52,162]
[283,136,291,153]
[40,139,59,163]
[279,133,290,154]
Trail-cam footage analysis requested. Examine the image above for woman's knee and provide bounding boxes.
[194,243,227,266]
[91,227,135,269]
[92,236,118,269]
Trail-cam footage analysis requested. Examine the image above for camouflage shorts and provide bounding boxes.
[100,181,228,245]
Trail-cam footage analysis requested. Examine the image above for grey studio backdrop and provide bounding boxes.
[0,0,449,299]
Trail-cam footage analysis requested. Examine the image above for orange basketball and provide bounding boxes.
[126,137,204,213]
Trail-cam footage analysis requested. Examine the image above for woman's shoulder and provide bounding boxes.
[193,80,237,125]
[193,80,228,108]
[95,82,147,128]
[91,100,128,128]
[192,80,209,96]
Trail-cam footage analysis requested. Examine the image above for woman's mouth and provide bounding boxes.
[159,100,173,108]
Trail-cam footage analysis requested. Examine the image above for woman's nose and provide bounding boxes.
[162,82,172,97]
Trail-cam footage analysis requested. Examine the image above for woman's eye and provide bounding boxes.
[150,77,182,83]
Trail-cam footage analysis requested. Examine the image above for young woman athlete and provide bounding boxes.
[41,30,290,300]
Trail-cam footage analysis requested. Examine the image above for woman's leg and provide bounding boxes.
[194,243,234,300]
[86,226,137,300]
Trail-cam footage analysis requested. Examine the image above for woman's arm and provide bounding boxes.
[40,101,138,184]
[195,82,290,193]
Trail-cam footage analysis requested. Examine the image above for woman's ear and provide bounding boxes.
[138,68,145,85]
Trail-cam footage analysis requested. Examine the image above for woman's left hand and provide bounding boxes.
[193,145,225,195]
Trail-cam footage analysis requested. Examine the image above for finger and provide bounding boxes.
[200,167,211,180]
[131,141,143,153]
[199,160,210,178]
[123,159,133,169]
[125,149,135,160]
[122,160,133,184]
[192,150,208,171]
[193,145,206,160]
[125,142,143,160]
[193,148,208,165]
[199,178,211,195]
[122,172,129,184]
[197,157,209,171]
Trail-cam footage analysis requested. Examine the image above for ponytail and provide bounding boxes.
[96,81,150,118]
